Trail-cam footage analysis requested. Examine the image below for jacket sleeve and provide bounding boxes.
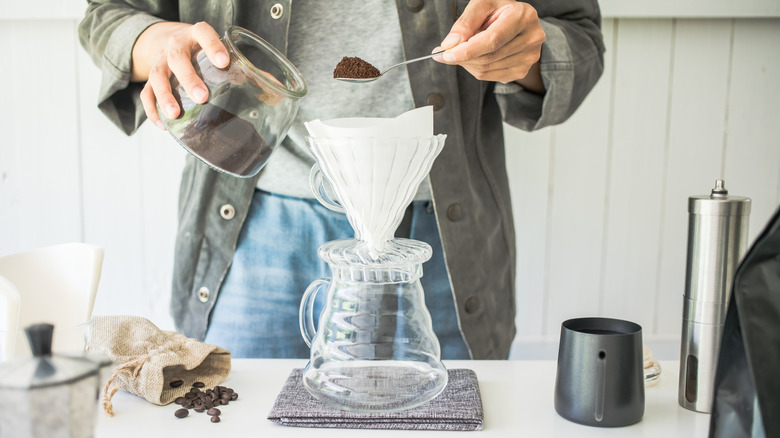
[78,1,179,135]
[496,0,605,132]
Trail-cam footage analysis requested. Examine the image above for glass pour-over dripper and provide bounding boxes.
[306,135,445,257]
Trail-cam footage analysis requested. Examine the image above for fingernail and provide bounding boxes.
[193,86,207,102]
[154,120,166,130]
[215,52,229,67]
[442,52,456,62]
[165,103,178,118]
[441,33,460,49]
[431,47,444,61]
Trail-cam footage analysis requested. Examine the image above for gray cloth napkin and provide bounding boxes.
[267,368,483,431]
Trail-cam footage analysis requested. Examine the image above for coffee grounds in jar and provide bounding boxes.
[177,104,272,177]
[333,56,381,79]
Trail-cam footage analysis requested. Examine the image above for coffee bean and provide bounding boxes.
[169,379,184,388]
[172,382,238,423]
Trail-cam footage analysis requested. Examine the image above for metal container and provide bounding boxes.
[0,324,106,437]
[555,317,645,427]
[679,179,750,413]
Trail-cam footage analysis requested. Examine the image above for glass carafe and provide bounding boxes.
[299,238,448,412]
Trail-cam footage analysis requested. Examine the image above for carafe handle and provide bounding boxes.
[309,164,344,213]
[299,278,330,347]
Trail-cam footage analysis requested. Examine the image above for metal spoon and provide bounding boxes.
[335,50,445,83]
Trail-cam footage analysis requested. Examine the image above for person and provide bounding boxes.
[79,0,604,360]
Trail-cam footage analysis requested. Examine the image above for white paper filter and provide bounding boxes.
[305,106,445,254]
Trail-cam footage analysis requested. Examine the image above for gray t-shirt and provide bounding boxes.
[254,0,431,200]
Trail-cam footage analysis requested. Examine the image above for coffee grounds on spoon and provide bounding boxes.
[333,56,381,79]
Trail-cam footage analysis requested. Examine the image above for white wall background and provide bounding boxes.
[1,2,779,360]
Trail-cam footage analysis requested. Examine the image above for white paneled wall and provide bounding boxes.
[1,9,779,360]
[506,17,780,358]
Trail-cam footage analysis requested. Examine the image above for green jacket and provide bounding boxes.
[79,0,604,359]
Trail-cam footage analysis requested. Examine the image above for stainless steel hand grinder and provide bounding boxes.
[679,179,750,413]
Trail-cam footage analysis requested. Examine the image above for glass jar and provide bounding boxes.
[159,25,307,177]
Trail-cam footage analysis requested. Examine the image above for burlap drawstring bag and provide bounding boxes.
[87,315,231,416]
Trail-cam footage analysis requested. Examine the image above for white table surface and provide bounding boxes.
[95,359,711,437]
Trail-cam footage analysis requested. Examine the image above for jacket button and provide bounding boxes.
[220,204,235,220]
[447,204,462,222]
[406,0,424,12]
[464,297,479,314]
[426,92,445,111]
[197,287,210,303]
[270,3,284,19]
